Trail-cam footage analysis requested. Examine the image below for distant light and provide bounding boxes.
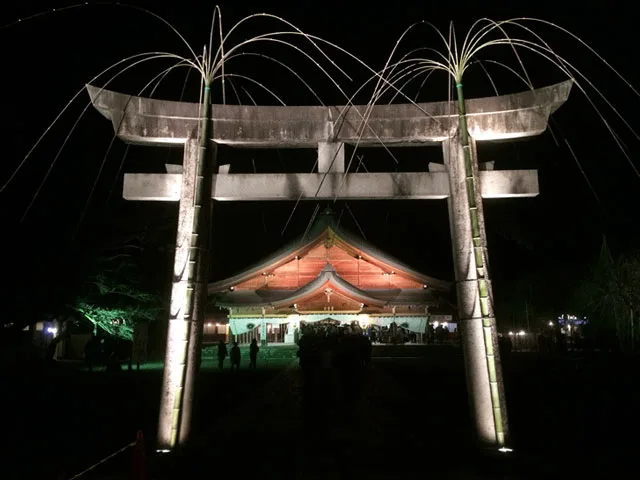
[215,323,220,327]
[508,331,514,336]
[442,322,448,328]
[548,321,554,326]
[47,327,58,336]
[156,449,171,454]
[498,447,513,453]
[229,286,235,291]
[423,284,428,289]
[207,323,213,327]
[518,330,525,336]
[433,321,439,328]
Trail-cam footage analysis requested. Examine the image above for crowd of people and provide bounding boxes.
[296,322,372,375]
[216,338,260,371]
[295,322,373,416]
[215,322,373,374]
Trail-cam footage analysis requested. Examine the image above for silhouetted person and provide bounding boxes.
[435,324,445,344]
[427,324,435,344]
[360,335,372,366]
[84,333,97,372]
[249,338,259,369]
[106,352,122,373]
[217,340,228,370]
[230,341,241,372]
[297,329,321,377]
[370,328,378,344]
[557,332,567,354]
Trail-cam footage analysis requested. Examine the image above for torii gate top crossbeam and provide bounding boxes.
[87,80,571,147]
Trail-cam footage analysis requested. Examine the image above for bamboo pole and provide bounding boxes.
[157,82,215,450]
[449,80,509,447]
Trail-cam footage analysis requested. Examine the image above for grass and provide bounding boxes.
[4,347,639,478]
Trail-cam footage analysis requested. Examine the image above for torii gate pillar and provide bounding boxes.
[444,135,508,448]
[157,130,217,450]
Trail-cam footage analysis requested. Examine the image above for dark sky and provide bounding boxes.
[1,1,639,326]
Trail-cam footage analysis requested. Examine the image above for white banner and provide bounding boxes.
[229,317,289,335]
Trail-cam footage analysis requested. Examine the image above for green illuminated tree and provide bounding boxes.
[70,253,161,341]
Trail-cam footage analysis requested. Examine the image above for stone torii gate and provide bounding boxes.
[87,79,572,452]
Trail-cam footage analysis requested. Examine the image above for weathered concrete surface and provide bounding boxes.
[318,142,345,173]
[444,136,508,448]
[122,170,538,201]
[87,81,571,147]
[158,136,216,450]
[157,139,200,449]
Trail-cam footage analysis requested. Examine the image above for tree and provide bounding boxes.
[578,239,640,352]
[69,253,161,341]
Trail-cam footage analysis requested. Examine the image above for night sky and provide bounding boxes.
[1,1,639,328]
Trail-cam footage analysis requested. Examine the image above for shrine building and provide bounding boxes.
[208,208,454,344]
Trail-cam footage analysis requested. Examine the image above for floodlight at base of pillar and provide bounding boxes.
[498,447,514,453]
[156,449,171,454]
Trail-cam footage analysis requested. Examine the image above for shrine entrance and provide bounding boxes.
[305,318,341,328]
[88,78,572,450]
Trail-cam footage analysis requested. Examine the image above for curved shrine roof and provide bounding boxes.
[210,208,451,310]
[208,208,452,295]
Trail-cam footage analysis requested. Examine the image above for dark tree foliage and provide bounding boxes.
[575,239,640,351]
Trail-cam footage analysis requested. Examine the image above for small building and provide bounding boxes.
[209,208,454,344]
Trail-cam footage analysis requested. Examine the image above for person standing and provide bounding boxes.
[230,341,241,372]
[217,340,228,370]
[249,338,260,369]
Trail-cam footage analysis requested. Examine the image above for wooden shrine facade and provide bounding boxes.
[208,209,454,343]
